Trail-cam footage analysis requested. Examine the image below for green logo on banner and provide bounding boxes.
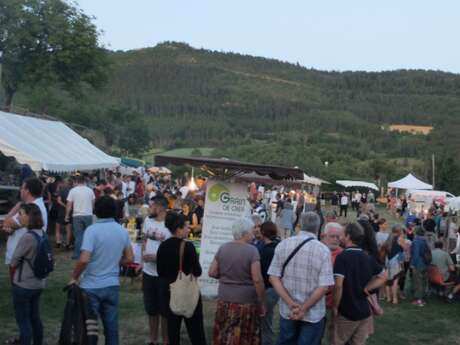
[208,183,229,202]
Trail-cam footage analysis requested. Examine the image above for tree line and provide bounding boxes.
[1,2,460,193]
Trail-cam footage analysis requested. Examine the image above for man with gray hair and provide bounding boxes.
[322,222,344,262]
[268,212,334,345]
[321,222,344,344]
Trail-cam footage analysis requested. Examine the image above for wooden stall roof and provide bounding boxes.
[154,155,304,180]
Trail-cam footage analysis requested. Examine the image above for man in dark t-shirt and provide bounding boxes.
[333,222,386,345]
[423,214,436,233]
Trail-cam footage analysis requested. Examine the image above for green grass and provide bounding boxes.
[1,207,460,344]
[140,147,215,163]
[159,147,215,157]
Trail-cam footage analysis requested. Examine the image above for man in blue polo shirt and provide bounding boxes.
[70,196,133,345]
[333,222,386,345]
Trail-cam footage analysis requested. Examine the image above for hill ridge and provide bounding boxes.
[5,41,460,192]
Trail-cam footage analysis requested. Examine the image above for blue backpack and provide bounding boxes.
[20,230,54,280]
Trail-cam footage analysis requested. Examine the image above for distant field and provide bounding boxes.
[142,147,215,161]
[161,147,214,157]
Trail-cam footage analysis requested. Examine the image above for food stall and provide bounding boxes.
[154,154,304,296]
[388,173,433,213]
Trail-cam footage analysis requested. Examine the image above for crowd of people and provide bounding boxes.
[38,169,206,250]
[1,172,460,345]
[1,170,207,345]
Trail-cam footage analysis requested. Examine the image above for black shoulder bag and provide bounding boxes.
[280,237,314,278]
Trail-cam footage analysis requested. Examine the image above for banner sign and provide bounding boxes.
[198,179,250,297]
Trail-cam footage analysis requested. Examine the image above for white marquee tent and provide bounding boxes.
[388,173,432,190]
[235,172,329,186]
[336,180,379,191]
[303,174,330,186]
[0,111,120,172]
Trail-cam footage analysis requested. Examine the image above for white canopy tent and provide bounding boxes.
[388,173,432,190]
[235,172,329,186]
[336,180,379,191]
[303,174,330,186]
[0,111,120,172]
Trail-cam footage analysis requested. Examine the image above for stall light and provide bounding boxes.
[189,176,198,191]
[188,167,198,192]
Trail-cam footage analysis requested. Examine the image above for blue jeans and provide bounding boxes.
[262,288,280,345]
[12,285,43,345]
[84,286,120,345]
[277,317,325,345]
[72,215,93,259]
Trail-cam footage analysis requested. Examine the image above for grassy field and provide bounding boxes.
[1,208,460,344]
[160,147,215,158]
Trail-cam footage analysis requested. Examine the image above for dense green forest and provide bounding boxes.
[3,42,460,193]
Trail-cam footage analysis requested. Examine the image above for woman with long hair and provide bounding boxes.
[10,203,47,345]
[135,176,145,199]
[382,225,406,304]
[156,212,206,345]
[358,219,379,259]
[357,218,381,337]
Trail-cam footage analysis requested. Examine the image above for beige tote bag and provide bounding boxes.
[169,240,200,318]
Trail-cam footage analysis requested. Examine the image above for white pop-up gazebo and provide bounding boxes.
[388,173,432,190]
[0,111,120,172]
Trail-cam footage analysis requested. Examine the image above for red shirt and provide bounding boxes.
[326,247,343,308]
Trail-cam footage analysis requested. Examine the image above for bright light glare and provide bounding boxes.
[189,177,198,191]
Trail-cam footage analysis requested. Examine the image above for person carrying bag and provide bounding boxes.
[169,241,200,317]
[157,212,207,345]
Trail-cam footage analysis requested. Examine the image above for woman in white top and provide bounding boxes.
[376,218,390,247]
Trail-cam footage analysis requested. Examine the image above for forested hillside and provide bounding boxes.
[5,42,460,192]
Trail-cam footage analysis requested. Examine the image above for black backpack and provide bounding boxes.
[20,230,54,280]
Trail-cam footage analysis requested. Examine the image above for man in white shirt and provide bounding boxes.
[126,175,136,196]
[368,191,375,204]
[65,175,95,259]
[2,178,48,268]
[352,191,361,213]
[120,177,127,199]
[142,195,171,345]
[339,193,349,218]
[179,185,189,199]
[354,191,362,204]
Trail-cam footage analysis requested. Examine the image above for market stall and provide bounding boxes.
[155,155,304,180]
[388,173,433,190]
[387,174,433,213]
[154,155,303,296]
